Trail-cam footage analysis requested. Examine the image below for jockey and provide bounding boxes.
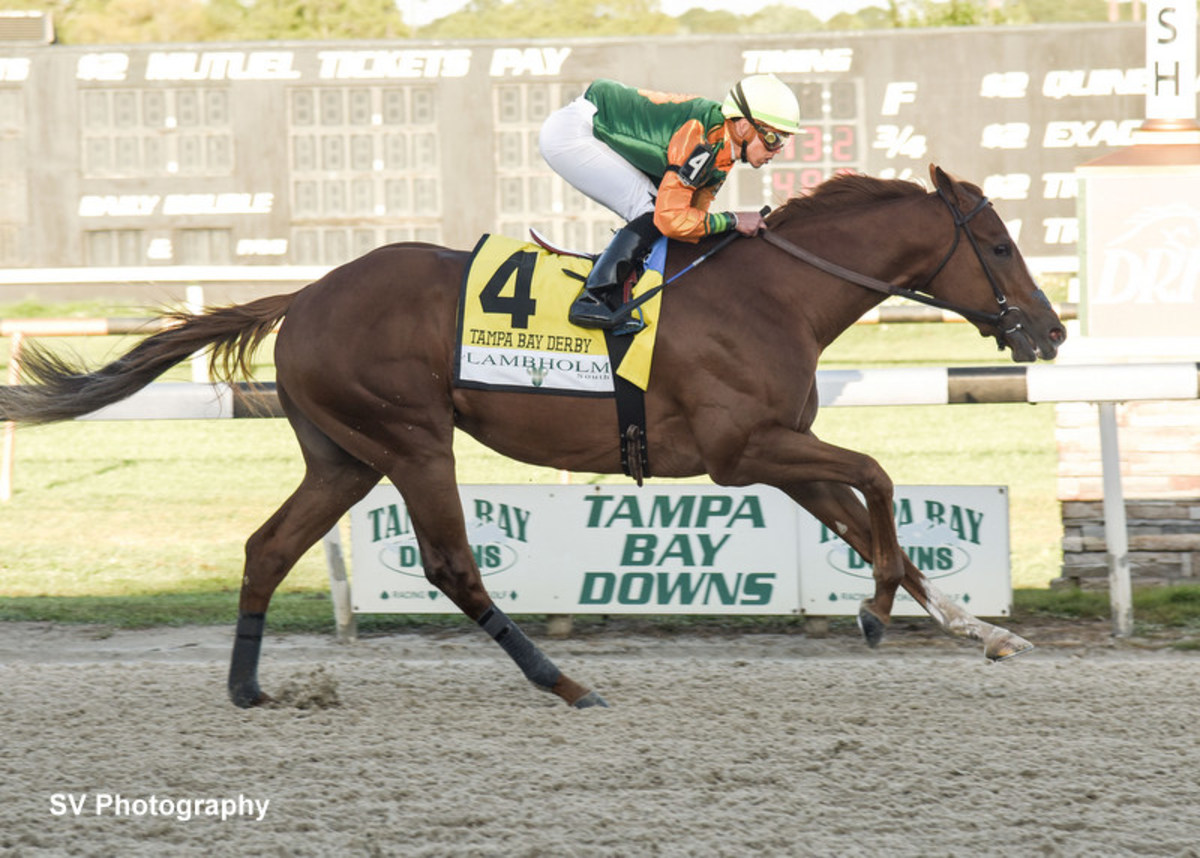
[538,74,802,329]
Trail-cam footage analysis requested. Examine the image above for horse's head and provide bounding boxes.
[925,165,1066,362]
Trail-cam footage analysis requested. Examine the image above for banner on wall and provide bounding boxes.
[348,484,1010,617]
[796,485,1012,617]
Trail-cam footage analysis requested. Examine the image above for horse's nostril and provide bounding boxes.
[1050,327,1066,344]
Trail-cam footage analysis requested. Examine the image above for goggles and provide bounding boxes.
[752,120,788,152]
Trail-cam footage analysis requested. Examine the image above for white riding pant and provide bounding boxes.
[538,96,657,223]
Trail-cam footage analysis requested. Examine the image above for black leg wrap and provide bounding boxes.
[228,611,266,708]
[478,606,562,691]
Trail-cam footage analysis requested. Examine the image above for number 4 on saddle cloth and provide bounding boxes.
[454,233,666,396]
[454,232,666,482]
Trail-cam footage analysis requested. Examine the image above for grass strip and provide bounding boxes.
[4,586,1199,636]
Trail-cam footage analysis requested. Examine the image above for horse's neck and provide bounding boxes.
[811,282,888,354]
[776,196,941,349]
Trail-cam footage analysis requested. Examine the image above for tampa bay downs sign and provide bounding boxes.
[348,484,1012,617]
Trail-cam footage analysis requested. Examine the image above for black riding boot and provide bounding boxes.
[569,213,660,329]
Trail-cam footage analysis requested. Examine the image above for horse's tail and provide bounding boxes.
[0,293,294,424]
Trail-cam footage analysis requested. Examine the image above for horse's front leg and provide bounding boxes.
[787,480,1033,660]
[713,425,908,641]
[903,570,1034,661]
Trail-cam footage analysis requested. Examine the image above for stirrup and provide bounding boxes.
[568,288,618,329]
[609,303,646,336]
[568,290,646,335]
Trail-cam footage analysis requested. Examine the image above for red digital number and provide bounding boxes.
[798,168,824,189]
[772,169,826,198]
[831,125,856,162]
[772,171,797,198]
[797,126,823,163]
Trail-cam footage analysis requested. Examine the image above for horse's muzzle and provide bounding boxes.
[1000,304,1066,362]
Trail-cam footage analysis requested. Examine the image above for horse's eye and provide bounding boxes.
[994,243,1012,258]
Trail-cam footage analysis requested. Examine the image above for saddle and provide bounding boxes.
[529,227,659,335]
[528,227,592,261]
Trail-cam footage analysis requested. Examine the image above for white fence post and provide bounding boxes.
[322,524,357,643]
[1,330,22,502]
[1098,402,1133,637]
[185,285,209,384]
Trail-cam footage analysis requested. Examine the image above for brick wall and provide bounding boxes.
[1058,499,1200,589]
[1056,400,1200,588]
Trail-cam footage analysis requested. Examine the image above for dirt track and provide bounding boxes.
[3,619,1199,857]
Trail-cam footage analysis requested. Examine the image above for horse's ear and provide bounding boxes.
[929,165,975,208]
[930,164,953,196]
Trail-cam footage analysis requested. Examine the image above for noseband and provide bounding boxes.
[760,188,1032,346]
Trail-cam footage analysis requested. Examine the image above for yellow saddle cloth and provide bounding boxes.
[454,234,662,394]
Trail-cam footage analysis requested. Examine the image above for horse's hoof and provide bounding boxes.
[857,606,887,649]
[571,690,610,709]
[229,684,270,709]
[985,632,1035,662]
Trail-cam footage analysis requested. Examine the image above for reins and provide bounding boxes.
[758,191,1008,329]
[610,207,768,324]
[609,189,1029,344]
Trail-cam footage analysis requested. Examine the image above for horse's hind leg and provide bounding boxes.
[229,417,381,707]
[789,480,1033,660]
[391,459,607,708]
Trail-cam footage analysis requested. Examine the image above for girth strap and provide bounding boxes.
[603,327,650,485]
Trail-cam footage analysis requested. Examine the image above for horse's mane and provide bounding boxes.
[772,173,929,223]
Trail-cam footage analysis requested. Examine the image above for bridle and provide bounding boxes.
[759,187,1033,348]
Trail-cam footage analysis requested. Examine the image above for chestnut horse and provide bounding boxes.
[0,166,1065,709]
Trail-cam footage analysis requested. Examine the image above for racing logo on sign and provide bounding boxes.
[817,498,984,581]
[1093,203,1200,307]
[366,499,529,579]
